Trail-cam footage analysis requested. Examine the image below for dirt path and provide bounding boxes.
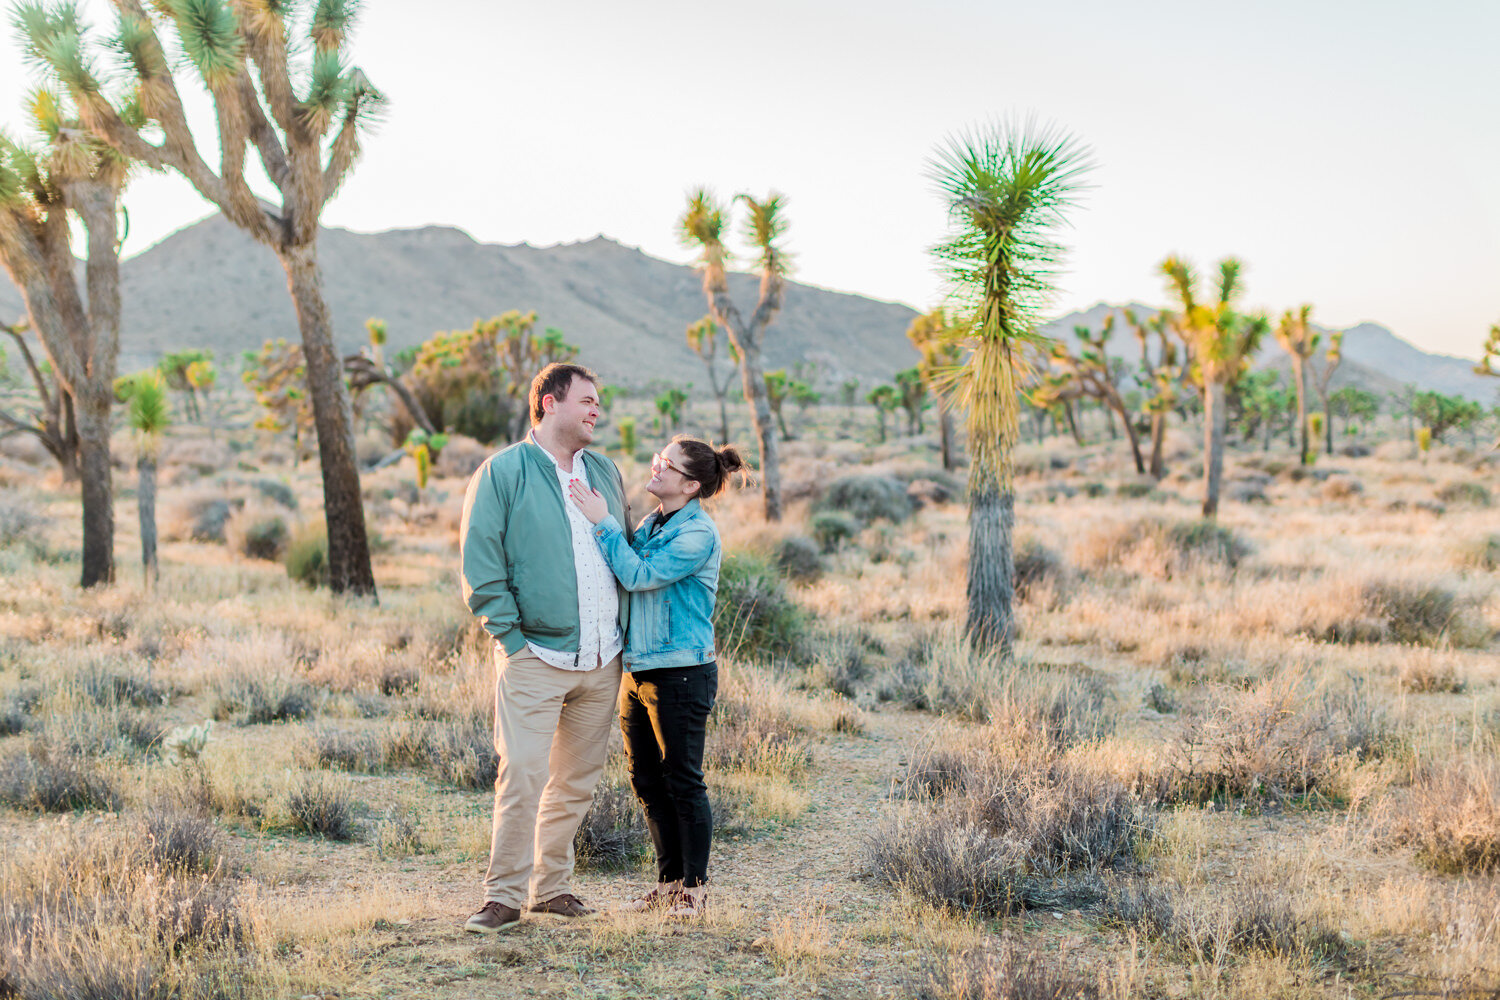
[327,707,944,1000]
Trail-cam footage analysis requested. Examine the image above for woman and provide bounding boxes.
[567,435,743,918]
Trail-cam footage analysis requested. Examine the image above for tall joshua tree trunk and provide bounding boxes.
[280,244,372,592]
[1202,379,1226,518]
[138,449,157,586]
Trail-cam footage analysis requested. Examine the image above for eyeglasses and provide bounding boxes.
[651,452,686,477]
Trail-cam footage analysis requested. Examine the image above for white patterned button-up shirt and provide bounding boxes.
[525,433,623,671]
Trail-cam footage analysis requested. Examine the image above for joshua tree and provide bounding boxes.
[906,308,964,470]
[1048,317,1145,472]
[680,189,792,520]
[1159,256,1268,518]
[1123,308,1180,479]
[345,319,436,441]
[685,315,738,444]
[118,370,167,587]
[157,348,213,421]
[243,338,315,462]
[0,89,126,587]
[893,367,927,435]
[24,0,385,596]
[930,119,1091,654]
[0,318,78,477]
[763,369,792,440]
[1309,330,1343,455]
[866,383,898,443]
[1478,321,1500,378]
[1273,304,1316,465]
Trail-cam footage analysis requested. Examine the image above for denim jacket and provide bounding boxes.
[589,498,720,672]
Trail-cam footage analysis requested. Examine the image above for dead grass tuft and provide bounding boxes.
[1102,878,1345,962]
[1384,756,1500,874]
[0,739,123,812]
[933,945,1104,1000]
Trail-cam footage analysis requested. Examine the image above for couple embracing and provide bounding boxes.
[458,362,743,933]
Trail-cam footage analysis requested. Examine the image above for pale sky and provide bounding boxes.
[3,0,1497,359]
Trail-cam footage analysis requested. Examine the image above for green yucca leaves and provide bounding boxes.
[114,11,168,80]
[127,372,171,436]
[310,0,357,52]
[171,0,244,87]
[300,48,349,130]
[736,192,792,276]
[0,134,25,206]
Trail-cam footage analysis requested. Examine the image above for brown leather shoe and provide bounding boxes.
[526,893,595,919]
[464,901,521,934]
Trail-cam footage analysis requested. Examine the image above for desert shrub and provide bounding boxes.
[1456,534,1500,571]
[1362,580,1462,646]
[435,434,491,478]
[44,706,163,761]
[807,627,877,698]
[1320,474,1363,501]
[1436,480,1492,507]
[809,510,860,553]
[425,716,498,790]
[68,662,169,708]
[1143,683,1178,713]
[1102,879,1343,960]
[1139,671,1392,806]
[773,535,824,583]
[574,773,649,871]
[1115,481,1154,499]
[1384,757,1500,874]
[251,478,297,509]
[225,504,290,560]
[298,729,387,772]
[714,553,809,662]
[813,474,912,526]
[284,773,357,840]
[1398,655,1466,694]
[1076,516,1249,579]
[0,489,48,550]
[862,809,1101,916]
[379,665,420,697]
[897,733,1147,874]
[706,690,813,778]
[932,946,1102,1000]
[143,803,223,872]
[211,673,317,725]
[0,740,122,812]
[284,521,329,587]
[375,806,425,860]
[1013,537,1066,601]
[163,490,241,543]
[0,824,247,1000]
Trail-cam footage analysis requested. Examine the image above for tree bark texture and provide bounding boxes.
[1202,380,1226,518]
[76,395,114,587]
[938,401,955,471]
[1292,357,1309,466]
[279,243,376,598]
[1148,414,1166,479]
[138,453,158,588]
[966,483,1015,657]
[735,348,783,520]
[1114,402,1145,474]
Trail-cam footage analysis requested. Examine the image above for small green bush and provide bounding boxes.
[253,478,298,510]
[773,535,823,583]
[284,773,357,841]
[809,511,860,553]
[1436,480,1492,507]
[226,506,290,561]
[714,553,809,662]
[1165,520,1250,568]
[284,521,329,587]
[814,474,912,526]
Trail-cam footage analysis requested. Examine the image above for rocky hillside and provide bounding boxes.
[0,217,922,388]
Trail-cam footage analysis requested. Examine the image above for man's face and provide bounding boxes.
[544,376,600,447]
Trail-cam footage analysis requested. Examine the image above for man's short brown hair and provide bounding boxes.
[529,363,600,426]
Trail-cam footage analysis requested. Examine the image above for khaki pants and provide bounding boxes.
[484,646,622,908]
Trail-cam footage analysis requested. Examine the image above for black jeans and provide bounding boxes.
[619,661,717,888]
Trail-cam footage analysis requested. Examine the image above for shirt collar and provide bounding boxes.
[529,429,583,473]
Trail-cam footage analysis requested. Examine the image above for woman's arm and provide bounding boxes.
[588,514,715,592]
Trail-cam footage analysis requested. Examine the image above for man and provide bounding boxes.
[459,362,632,933]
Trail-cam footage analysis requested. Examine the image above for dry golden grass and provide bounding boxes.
[0,420,1494,997]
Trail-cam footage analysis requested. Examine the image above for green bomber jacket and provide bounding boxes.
[459,437,633,658]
